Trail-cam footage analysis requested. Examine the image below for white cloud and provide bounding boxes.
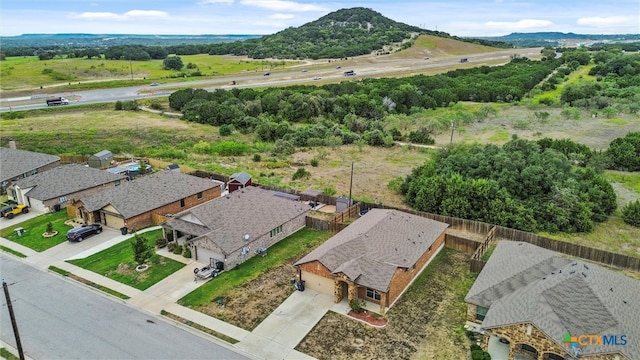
[485,19,553,30]
[253,20,288,28]
[577,16,635,28]
[70,10,168,21]
[124,10,168,18]
[269,13,295,19]
[240,0,327,12]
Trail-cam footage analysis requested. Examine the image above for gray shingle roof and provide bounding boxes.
[164,186,309,254]
[91,150,113,160]
[80,171,223,218]
[0,147,60,183]
[295,209,449,292]
[466,241,640,359]
[229,171,251,185]
[14,164,126,201]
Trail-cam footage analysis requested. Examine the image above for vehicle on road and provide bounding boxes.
[150,82,159,86]
[66,223,103,242]
[0,204,29,219]
[460,58,469,63]
[263,72,270,76]
[46,97,69,106]
[229,80,237,85]
[343,70,356,76]
[313,76,321,80]
[301,69,307,72]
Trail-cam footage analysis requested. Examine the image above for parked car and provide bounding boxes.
[0,204,29,219]
[66,224,103,242]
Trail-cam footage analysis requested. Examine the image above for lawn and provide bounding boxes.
[180,228,331,307]
[67,229,185,290]
[0,211,71,252]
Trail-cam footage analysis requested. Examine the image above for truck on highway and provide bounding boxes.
[46,97,69,106]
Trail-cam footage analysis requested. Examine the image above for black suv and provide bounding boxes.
[66,224,103,242]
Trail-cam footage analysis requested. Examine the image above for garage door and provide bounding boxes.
[195,247,224,267]
[301,271,334,295]
[104,214,125,229]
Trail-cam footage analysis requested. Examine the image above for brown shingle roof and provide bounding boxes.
[295,209,449,291]
[0,147,60,183]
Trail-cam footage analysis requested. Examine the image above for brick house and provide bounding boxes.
[1,146,61,195]
[465,241,639,360]
[70,171,223,231]
[294,209,449,314]
[162,186,309,269]
[9,164,126,213]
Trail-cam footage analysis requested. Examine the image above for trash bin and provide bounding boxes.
[120,227,128,235]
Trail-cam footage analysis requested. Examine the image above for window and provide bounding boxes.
[115,180,121,186]
[366,288,381,301]
[180,199,185,207]
[270,229,275,237]
[277,225,283,233]
[197,191,203,199]
[476,306,488,321]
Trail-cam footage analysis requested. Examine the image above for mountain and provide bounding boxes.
[207,7,468,60]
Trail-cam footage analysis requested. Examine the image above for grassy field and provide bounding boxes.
[0,211,71,251]
[0,54,301,92]
[67,229,185,290]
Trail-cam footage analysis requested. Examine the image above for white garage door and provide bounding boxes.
[301,271,334,295]
[195,247,225,267]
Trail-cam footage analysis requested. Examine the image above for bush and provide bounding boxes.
[167,242,177,252]
[292,168,310,180]
[349,299,366,313]
[155,237,168,248]
[219,124,234,136]
[471,349,491,360]
[621,200,640,227]
[182,247,192,258]
[310,158,319,167]
[253,153,262,162]
[149,102,163,111]
[172,244,183,255]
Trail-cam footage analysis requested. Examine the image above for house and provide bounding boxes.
[8,164,127,213]
[227,171,251,193]
[88,150,113,169]
[294,209,449,314]
[162,186,309,269]
[70,171,223,231]
[465,241,640,360]
[0,145,61,194]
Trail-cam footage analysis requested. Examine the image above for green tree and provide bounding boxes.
[621,200,640,227]
[163,55,184,70]
[132,233,152,265]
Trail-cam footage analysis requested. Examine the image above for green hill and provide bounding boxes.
[207,7,453,60]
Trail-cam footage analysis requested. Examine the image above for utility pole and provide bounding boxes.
[129,58,134,81]
[348,162,354,206]
[3,280,25,360]
[450,120,455,143]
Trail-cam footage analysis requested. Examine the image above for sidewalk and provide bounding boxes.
[0,225,339,360]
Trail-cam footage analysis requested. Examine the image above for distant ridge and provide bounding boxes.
[477,32,640,47]
[0,34,263,48]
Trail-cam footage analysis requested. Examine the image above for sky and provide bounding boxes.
[1,0,639,37]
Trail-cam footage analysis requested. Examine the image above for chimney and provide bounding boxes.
[9,139,17,149]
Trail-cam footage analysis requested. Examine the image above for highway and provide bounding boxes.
[0,47,542,113]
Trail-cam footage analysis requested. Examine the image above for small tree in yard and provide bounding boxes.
[132,233,152,265]
[163,55,184,71]
[621,200,640,227]
[46,222,55,235]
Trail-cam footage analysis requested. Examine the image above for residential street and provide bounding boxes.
[0,254,250,360]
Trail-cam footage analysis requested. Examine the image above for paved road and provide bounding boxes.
[0,254,249,360]
[0,47,542,113]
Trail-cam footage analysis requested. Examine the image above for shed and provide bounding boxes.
[228,171,252,193]
[336,196,351,212]
[88,150,113,169]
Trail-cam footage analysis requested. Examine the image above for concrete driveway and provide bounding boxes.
[0,208,43,230]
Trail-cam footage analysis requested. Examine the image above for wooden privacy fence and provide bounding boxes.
[256,184,337,206]
[444,234,481,254]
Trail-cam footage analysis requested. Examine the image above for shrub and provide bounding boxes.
[219,124,234,136]
[182,247,192,258]
[253,153,262,162]
[621,200,640,227]
[149,102,163,111]
[155,237,168,248]
[349,299,366,313]
[167,242,177,252]
[310,158,319,167]
[292,168,310,180]
[172,244,183,255]
[471,349,491,360]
